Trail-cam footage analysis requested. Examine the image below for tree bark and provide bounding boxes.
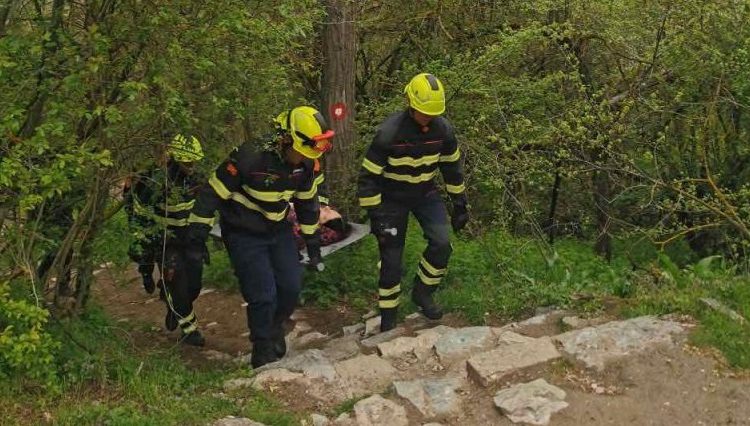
[18,0,66,139]
[320,0,357,214]
[0,1,12,36]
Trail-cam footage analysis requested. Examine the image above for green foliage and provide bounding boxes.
[0,307,298,425]
[0,282,59,388]
[305,220,631,323]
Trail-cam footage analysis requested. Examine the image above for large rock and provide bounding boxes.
[353,395,408,426]
[294,332,329,348]
[377,326,451,359]
[553,316,685,371]
[323,335,362,361]
[249,368,306,390]
[213,416,267,426]
[360,326,407,350]
[467,337,561,387]
[364,316,382,335]
[310,413,330,426]
[393,378,463,418]
[493,379,568,425]
[343,323,365,335]
[433,327,495,362]
[335,355,398,397]
[259,349,337,381]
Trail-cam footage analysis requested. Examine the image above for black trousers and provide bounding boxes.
[222,225,302,343]
[371,191,452,311]
[161,239,204,334]
[128,235,160,279]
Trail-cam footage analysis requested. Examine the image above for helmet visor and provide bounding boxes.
[296,129,335,153]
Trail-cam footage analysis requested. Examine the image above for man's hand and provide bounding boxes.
[185,238,209,265]
[451,202,469,233]
[305,236,324,272]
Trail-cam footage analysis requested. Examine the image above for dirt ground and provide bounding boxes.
[455,344,750,426]
[91,266,360,361]
[93,266,750,425]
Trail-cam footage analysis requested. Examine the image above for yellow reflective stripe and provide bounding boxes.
[319,196,330,205]
[299,223,319,235]
[417,268,442,285]
[296,185,318,200]
[209,173,232,200]
[134,200,188,226]
[362,158,384,175]
[439,148,461,162]
[359,194,382,207]
[420,257,446,276]
[188,213,215,226]
[230,192,288,221]
[178,311,195,326]
[181,323,197,334]
[379,284,401,297]
[314,174,325,185]
[378,299,400,308]
[242,185,295,202]
[161,200,195,212]
[387,153,439,167]
[133,198,151,216]
[446,183,466,194]
[161,217,188,227]
[382,170,436,183]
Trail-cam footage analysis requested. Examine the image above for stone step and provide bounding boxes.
[467,336,561,387]
[393,377,464,419]
[552,315,686,371]
[493,379,568,425]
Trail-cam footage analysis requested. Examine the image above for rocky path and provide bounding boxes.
[212,310,750,426]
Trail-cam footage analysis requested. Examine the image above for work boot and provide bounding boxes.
[251,340,279,369]
[165,309,178,331]
[141,274,155,294]
[180,329,205,347]
[272,325,287,358]
[157,279,166,302]
[411,281,443,320]
[380,307,398,332]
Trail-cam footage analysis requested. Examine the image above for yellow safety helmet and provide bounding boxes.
[274,106,335,159]
[168,134,204,162]
[404,73,446,116]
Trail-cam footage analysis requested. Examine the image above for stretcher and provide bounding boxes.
[209,222,371,264]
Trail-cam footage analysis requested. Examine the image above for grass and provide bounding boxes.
[0,308,298,426]
[303,219,634,323]
[304,219,750,367]
[7,216,750,425]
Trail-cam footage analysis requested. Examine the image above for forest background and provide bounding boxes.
[1,0,750,423]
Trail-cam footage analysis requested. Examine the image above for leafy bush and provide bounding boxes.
[0,282,59,389]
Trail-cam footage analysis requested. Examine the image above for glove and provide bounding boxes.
[368,208,396,238]
[451,201,469,233]
[305,236,324,272]
[185,237,209,265]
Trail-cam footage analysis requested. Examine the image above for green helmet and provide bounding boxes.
[404,73,446,116]
[274,106,335,159]
[168,134,204,162]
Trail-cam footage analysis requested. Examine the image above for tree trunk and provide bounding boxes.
[320,0,357,214]
[0,1,12,36]
[18,0,66,139]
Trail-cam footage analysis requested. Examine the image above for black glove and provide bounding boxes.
[185,237,209,265]
[368,208,392,237]
[305,236,324,272]
[451,201,469,233]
